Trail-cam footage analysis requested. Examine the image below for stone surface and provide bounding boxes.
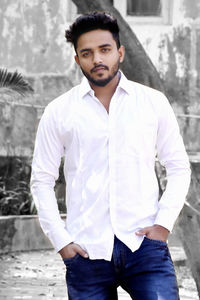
[0,216,53,254]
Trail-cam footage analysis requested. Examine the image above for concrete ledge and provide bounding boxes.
[0,215,66,254]
[0,215,186,266]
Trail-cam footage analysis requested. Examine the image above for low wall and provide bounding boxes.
[0,215,65,254]
[0,214,182,254]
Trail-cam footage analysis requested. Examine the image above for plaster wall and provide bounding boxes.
[0,0,74,74]
[0,214,180,254]
[130,1,200,152]
[0,0,200,152]
[0,215,55,253]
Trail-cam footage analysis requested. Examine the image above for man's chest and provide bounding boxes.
[60,97,158,158]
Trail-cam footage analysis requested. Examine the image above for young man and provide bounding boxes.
[31,12,191,299]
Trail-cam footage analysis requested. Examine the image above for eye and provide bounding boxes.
[101,48,111,53]
[82,52,90,57]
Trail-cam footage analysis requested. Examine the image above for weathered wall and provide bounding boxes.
[25,66,82,107]
[0,214,180,254]
[154,22,200,152]
[0,0,74,74]
[0,100,37,156]
[0,215,55,253]
[0,0,200,154]
[132,1,200,152]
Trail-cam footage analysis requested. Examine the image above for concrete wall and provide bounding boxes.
[132,0,200,152]
[0,214,181,254]
[0,99,37,156]
[0,0,74,74]
[0,215,65,254]
[0,0,200,154]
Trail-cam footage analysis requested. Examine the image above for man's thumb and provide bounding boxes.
[135,228,148,236]
[77,246,89,258]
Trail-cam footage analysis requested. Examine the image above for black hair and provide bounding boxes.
[65,11,121,50]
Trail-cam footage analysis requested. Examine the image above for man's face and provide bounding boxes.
[75,29,125,87]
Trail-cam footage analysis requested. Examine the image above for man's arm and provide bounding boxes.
[137,93,191,240]
[31,104,74,252]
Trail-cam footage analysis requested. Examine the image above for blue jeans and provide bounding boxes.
[63,236,179,300]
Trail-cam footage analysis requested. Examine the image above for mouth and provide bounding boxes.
[91,65,108,73]
[94,67,106,72]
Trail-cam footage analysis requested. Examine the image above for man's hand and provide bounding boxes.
[135,224,169,241]
[59,243,89,259]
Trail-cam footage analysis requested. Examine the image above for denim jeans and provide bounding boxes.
[63,236,179,300]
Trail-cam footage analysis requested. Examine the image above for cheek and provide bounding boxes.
[110,57,120,71]
[79,60,91,71]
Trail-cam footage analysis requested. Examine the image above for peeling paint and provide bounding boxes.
[175,53,187,79]
[182,0,200,19]
[0,217,17,252]
[0,0,74,73]
[0,0,200,152]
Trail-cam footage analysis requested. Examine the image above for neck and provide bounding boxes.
[89,72,120,113]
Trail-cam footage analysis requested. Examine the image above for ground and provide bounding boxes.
[0,247,198,300]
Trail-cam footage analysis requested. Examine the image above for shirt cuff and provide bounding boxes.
[46,226,74,252]
[154,207,182,232]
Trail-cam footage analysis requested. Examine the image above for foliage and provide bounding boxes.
[0,179,36,215]
[0,157,35,215]
[0,157,66,215]
[0,68,33,96]
[0,68,36,215]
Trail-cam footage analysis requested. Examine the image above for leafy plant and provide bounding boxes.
[0,69,35,215]
[0,157,34,215]
[0,68,33,96]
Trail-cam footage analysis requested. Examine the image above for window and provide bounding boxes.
[68,0,173,26]
[114,0,173,25]
[127,0,161,17]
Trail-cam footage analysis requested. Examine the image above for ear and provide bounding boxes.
[118,45,125,63]
[75,54,80,65]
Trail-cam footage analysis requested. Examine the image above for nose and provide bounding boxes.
[93,51,103,65]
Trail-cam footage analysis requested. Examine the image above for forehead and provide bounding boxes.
[76,29,116,51]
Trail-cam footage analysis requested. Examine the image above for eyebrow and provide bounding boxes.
[80,48,91,53]
[80,43,112,53]
[99,43,112,48]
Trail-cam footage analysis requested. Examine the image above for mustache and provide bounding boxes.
[90,64,109,73]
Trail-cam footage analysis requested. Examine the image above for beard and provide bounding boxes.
[80,59,120,87]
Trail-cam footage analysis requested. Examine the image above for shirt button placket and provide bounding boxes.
[108,97,117,235]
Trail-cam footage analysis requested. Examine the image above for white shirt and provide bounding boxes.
[31,72,190,261]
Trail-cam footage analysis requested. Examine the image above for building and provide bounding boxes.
[0,0,200,155]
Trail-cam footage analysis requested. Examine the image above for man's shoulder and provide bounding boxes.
[128,79,164,98]
[127,79,168,108]
[124,79,170,118]
[48,84,81,110]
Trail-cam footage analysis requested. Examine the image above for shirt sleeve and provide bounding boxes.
[154,93,191,231]
[30,104,73,252]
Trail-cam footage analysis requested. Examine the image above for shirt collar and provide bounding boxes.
[79,76,93,98]
[79,71,133,99]
[117,71,133,95]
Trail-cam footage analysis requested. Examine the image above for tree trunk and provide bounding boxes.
[71,0,165,93]
[71,0,200,296]
[177,160,200,296]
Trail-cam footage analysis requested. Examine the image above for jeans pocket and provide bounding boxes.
[63,253,79,266]
[144,237,167,246]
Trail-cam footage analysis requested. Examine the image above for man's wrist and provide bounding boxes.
[154,224,170,232]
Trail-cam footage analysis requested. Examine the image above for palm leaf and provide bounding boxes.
[0,69,34,97]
